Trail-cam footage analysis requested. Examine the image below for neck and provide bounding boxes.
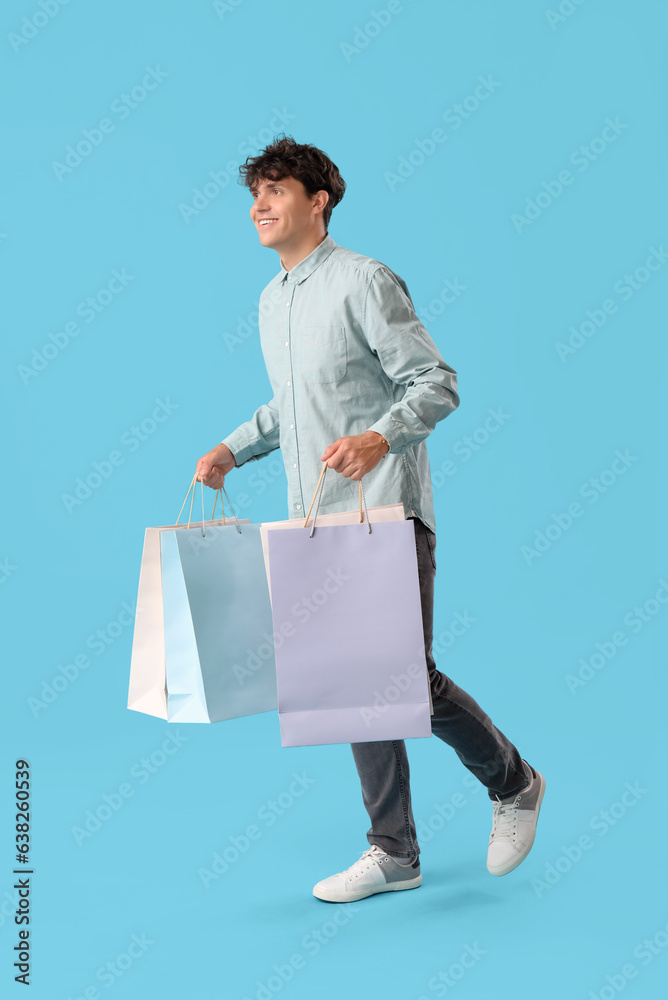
[279,231,327,272]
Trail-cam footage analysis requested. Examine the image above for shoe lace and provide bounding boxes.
[491,794,521,841]
[342,845,389,880]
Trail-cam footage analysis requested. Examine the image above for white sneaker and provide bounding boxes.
[487,761,546,876]
[313,845,422,903]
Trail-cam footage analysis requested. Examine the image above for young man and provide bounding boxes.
[196,136,545,903]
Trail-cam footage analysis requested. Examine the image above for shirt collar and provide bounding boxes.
[276,233,337,285]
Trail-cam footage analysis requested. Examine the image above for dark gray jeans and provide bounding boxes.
[350,516,530,859]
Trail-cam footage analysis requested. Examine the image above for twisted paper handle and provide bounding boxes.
[303,462,371,538]
[174,474,242,535]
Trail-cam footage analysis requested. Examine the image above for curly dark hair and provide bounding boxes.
[238,135,346,231]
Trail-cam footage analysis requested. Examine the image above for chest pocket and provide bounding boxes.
[300,325,347,383]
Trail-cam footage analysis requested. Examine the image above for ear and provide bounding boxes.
[312,189,329,216]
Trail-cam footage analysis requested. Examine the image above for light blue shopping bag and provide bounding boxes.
[158,481,278,723]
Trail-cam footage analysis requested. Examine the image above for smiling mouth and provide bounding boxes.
[258,218,278,227]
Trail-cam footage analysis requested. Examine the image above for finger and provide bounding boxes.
[322,440,342,463]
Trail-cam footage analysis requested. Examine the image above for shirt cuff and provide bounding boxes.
[367,418,400,454]
[220,430,265,467]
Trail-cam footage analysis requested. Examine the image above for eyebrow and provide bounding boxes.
[250,179,285,194]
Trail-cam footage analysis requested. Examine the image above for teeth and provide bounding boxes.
[259,219,277,225]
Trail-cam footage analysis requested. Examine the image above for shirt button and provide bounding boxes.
[285,302,290,307]
[284,341,289,347]
[296,504,302,510]
[293,463,297,469]
[286,380,291,386]
[290,423,294,429]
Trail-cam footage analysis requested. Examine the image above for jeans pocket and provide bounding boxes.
[410,516,437,572]
[425,528,437,570]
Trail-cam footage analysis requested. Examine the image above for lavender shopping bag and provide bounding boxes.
[259,501,406,599]
[265,468,432,747]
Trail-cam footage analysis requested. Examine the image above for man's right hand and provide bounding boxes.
[195,443,237,490]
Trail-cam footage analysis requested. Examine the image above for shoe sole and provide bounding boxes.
[487,771,546,877]
[313,874,422,903]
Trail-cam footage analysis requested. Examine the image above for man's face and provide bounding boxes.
[249,174,325,250]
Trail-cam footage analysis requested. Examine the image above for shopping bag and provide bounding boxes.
[265,464,432,747]
[127,521,174,720]
[259,500,406,599]
[161,517,277,723]
[128,473,242,718]
[128,478,274,723]
[127,479,251,720]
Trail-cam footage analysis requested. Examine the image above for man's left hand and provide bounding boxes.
[320,431,389,480]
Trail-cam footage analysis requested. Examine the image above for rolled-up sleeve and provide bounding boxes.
[363,266,460,454]
[221,395,280,467]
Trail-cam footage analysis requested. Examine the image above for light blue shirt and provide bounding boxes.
[222,234,460,533]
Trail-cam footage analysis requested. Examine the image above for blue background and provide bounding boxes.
[2,1,667,998]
